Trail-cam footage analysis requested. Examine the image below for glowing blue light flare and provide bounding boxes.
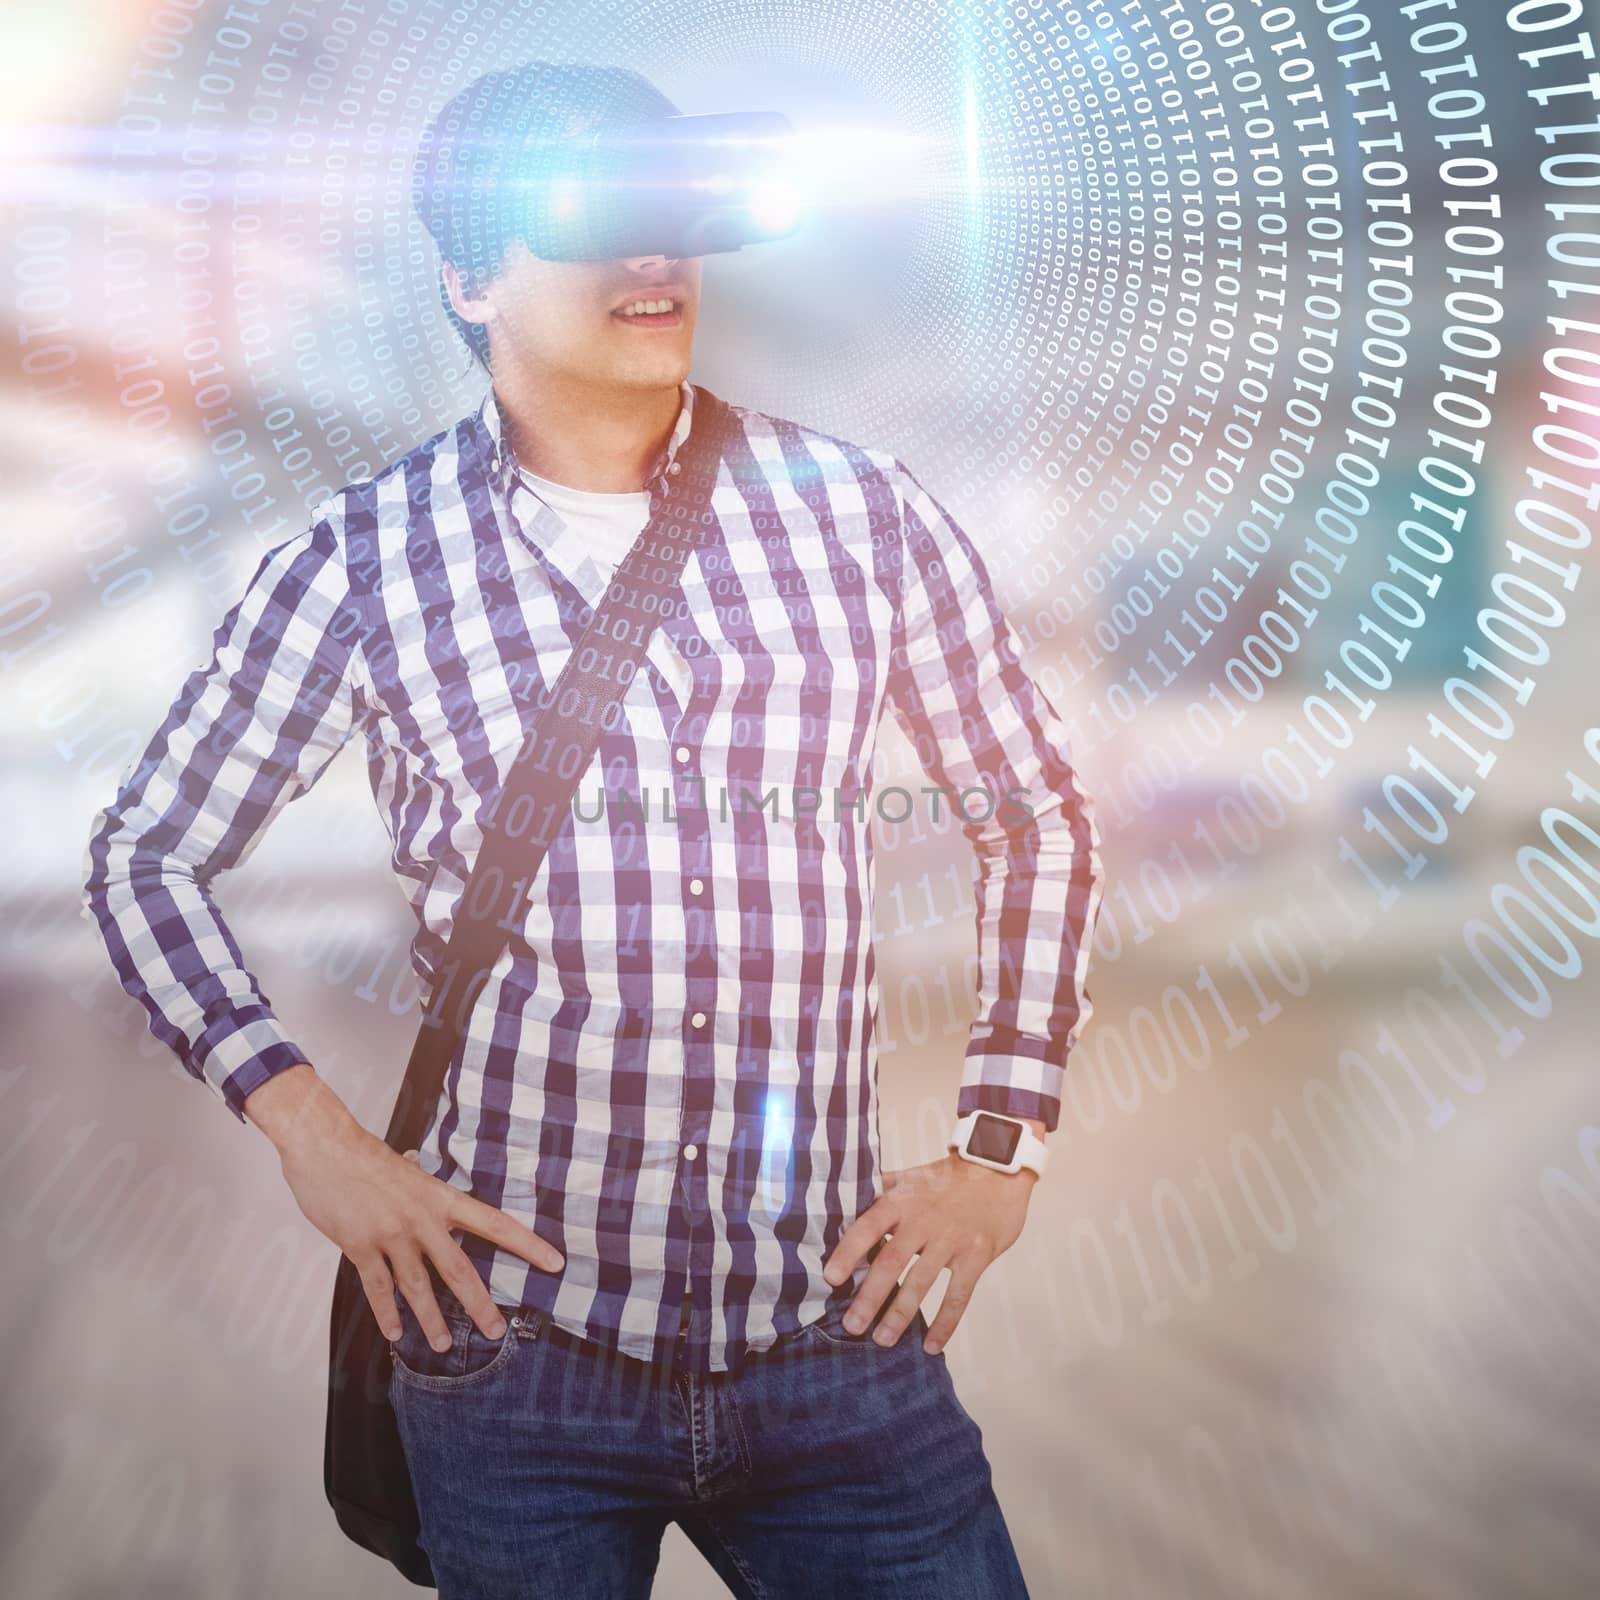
[745,177,804,234]
[757,1089,796,1216]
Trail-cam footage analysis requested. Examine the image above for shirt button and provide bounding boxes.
[683,1143,699,1160]
[674,746,690,763]
[689,878,703,895]
[691,1011,707,1028]
[668,461,682,475]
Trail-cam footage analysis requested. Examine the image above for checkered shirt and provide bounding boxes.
[82,379,1103,1371]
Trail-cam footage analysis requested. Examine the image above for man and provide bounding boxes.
[83,60,1102,1599]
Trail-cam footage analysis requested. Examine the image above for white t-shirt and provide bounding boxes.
[519,467,653,583]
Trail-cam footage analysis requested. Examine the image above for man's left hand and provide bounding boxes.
[820,1135,1040,1355]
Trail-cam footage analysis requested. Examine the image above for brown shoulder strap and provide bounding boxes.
[383,385,730,1155]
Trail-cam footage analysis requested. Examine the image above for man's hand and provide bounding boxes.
[820,1125,1042,1355]
[244,1063,564,1352]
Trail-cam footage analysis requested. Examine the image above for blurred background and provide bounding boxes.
[4,0,1598,1595]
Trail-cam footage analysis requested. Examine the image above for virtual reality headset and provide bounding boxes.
[514,111,804,262]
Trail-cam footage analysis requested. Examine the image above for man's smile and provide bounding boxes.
[610,296,686,329]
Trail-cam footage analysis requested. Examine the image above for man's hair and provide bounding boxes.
[411,61,680,373]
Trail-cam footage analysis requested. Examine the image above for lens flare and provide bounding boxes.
[745,177,803,235]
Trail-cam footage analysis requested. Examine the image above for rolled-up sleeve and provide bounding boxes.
[80,510,364,1121]
[884,462,1104,1135]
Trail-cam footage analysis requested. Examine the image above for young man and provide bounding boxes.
[83,61,1101,1599]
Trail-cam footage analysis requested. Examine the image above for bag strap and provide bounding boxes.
[382,384,730,1155]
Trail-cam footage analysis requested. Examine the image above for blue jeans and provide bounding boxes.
[389,1279,1031,1598]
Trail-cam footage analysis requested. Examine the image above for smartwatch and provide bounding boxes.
[948,1111,1050,1178]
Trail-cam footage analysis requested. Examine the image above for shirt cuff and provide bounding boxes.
[956,1035,1064,1135]
[188,1007,313,1123]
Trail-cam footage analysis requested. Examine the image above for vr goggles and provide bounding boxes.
[513,111,804,262]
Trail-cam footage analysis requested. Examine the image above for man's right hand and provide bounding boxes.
[243,1063,564,1352]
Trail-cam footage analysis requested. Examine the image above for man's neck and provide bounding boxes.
[491,368,683,493]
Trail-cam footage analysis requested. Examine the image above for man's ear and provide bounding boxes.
[442,260,496,324]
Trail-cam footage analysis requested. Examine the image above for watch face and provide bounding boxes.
[969,1113,1022,1165]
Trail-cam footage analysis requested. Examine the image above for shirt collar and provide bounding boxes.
[473,377,696,500]
[467,378,698,614]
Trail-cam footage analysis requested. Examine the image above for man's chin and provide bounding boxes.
[594,355,693,392]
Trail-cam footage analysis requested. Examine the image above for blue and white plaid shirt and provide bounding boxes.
[82,380,1103,1372]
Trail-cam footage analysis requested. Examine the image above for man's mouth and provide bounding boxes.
[610,298,684,329]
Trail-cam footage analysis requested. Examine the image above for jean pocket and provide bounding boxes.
[805,1294,926,1351]
[390,1289,540,1392]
